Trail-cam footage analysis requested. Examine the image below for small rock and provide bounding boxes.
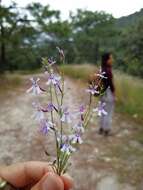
[103,157,112,162]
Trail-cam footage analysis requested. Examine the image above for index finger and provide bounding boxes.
[0,161,54,188]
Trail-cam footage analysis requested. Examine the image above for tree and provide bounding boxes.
[0,2,36,71]
[70,10,116,64]
[117,18,143,77]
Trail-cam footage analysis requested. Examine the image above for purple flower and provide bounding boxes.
[42,103,57,112]
[32,102,45,122]
[72,122,84,134]
[93,101,107,116]
[79,105,85,114]
[34,109,45,122]
[61,143,76,155]
[59,135,76,155]
[86,85,99,95]
[48,57,56,66]
[40,119,55,135]
[74,105,86,121]
[61,107,72,123]
[70,133,83,144]
[46,74,61,86]
[96,69,107,79]
[27,78,43,95]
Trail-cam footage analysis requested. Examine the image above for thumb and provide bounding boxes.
[31,172,64,190]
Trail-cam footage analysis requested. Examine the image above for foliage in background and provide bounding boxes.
[0,2,143,77]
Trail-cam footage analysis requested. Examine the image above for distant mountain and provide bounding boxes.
[116,8,143,28]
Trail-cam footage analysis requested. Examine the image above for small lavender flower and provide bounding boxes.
[79,105,85,114]
[48,57,56,66]
[93,101,107,116]
[32,102,45,122]
[46,73,61,86]
[71,133,83,144]
[34,109,45,122]
[61,107,72,123]
[27,78,43,95]
[40,119,55,135]
[96,69,107,79]
[86,85,99,95]
[44,103,56,112]
[75,105,86,121]
[72,122,84,134]
[61,143,76,155]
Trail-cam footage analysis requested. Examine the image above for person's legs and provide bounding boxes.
[100,89,114,136]
[103,100,114,136]
[99,93,106,134]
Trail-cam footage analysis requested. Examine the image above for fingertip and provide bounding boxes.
[38,172,64,190]
[61,174,74,190]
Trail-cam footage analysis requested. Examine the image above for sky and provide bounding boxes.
[2,0,143,19]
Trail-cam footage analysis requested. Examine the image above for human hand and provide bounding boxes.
[0,161,73,190]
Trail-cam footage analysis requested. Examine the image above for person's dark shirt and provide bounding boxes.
[102,66,115,94]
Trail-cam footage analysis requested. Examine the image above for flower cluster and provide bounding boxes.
[27,47,107,175]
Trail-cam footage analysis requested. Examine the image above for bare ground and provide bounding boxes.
[0,75,143,190]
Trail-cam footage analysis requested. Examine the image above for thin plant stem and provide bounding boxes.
[49,84,60,174]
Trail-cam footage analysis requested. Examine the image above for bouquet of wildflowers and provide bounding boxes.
[26,47,107,176]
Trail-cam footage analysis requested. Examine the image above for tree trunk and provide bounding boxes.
[0,23,6,72]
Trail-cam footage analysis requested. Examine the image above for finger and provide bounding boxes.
[61,174,74,190]
[0,161,54,187]
[31,172,64,190]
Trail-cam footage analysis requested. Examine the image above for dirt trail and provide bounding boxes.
[0,76,143,190]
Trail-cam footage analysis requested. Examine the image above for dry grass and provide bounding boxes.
[60,64,143,124]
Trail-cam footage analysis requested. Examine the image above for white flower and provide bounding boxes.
[46,74,61,86]
[48,57,56,66]
[61,143,76,155]
[86,85,99,95]
[96,69,107,79]
[40,119,55,135]
[34,110,45,121]
[32,102,45,122]
[27,78,43,95]
[71,134,83,144]
[61,108,72,123]
[72,123,84,134]
[93,101,107,116]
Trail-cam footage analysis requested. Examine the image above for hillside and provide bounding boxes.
[116,8,143,28]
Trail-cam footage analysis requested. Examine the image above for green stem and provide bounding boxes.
[54,86,60,108]
[83,94,92,127]
[50,84,60,174]
[59,152,70,175]
[60,73,65,145]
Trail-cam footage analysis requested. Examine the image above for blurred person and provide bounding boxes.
[99,52,115,136]
[0,161,73,190]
